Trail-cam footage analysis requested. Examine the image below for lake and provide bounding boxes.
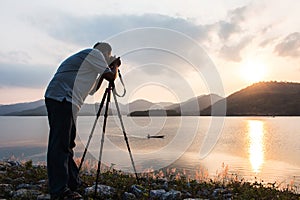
[0,116,299,190]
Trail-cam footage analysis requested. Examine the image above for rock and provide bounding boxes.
[0,184,13,197]
[161,189,181,200]
[122,192,136,200]
[149,189,166,198]
[12,177,25,185]
[7,160,21,167]
[198,189,209,197]
[0,164,7,171]
[212,188,222,197]
[12,188,42,198]
[85,184,116,197]
[2,177,13,184]
[151,182,158,188]
[212,188,232,199]
[183,199,208,200]
[183,199,206,200]
[182,191,192,199]
[16,183,41,190]
[0,171,7,175]
[223,193,233,199]
[37,179,47,184]
[163,181,168,190]
[0,162,9,175]
[157,178,168,184]
[37,194,51,200]
[130,185,145,198]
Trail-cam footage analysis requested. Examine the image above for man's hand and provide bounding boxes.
[102,56,121,83]
[90,56,121,95]
[109,56,121,69]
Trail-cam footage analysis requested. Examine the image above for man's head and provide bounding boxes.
[93,42,112,62]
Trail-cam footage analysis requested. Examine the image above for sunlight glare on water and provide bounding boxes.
[0,116,299,189]
[247,120,265,173]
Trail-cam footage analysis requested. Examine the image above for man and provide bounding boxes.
[45,42,120,199]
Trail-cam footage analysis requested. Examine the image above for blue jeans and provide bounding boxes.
[45,98,81,196]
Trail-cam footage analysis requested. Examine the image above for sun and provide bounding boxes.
[240,60,267,83]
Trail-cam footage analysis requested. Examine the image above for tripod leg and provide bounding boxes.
[78,88,109,172]
[112,90,139,184]
[94,86,112,198]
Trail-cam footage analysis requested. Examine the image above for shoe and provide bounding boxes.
[51,188,83,200]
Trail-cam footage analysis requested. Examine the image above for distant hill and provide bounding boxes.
[4,102,127,116]
[129,94,223,116]
[126,99,173,113]
[6,105,48,116]
[0,100,44,115]
[129,109,180,117]
[2,82,299,116]
[166,94,223,115]
[1,98,173,116]
[201,82,300,116]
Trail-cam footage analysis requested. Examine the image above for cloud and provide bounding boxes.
[259,37,277,47]
[24,6,281,72]
[27,10,260,65]
[216,20,241,40]
[219,36,253,62]
[213,6,248,41]
[27,13,209,46]
[206,5,255,62]
[0,51,32,64]
[105,28,217,97]
[228,6,248,24]
[274,32,300,57]
[0,62,53,88]
[27,13,219,77]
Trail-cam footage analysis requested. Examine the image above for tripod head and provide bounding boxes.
[108,81,115,90]
[107,55,126,97]
[109,56,121,68]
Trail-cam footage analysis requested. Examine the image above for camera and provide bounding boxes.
[109,56,121,68]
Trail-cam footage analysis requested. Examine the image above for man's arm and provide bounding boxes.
[89,59,120,95]
[103,56,121,82]
[102,66,118,82]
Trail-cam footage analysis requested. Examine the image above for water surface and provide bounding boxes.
[0,116,299,189]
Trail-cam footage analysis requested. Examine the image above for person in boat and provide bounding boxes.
[147,134,164,138]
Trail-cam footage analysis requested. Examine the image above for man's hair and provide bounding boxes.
[93,42,112,53]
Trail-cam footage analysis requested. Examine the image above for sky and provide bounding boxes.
[0,0,299,105]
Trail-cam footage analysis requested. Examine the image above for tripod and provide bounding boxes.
[78,81,139,197]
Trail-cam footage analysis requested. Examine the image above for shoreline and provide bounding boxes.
[0,159,299,199]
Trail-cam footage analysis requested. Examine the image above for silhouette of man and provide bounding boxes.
[44,42,120,199]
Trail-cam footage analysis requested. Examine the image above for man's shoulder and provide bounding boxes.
[79,48,104,58]
[76,48,93,55]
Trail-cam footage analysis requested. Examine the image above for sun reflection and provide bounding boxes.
[248,120,265,173]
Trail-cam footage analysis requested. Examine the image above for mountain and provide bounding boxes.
[0,100,44,115]
[129,94,223,116]
[166,94,223,115]
[2,82,300,116]
[6,105,47,116]
[201,81,300,116]
[127,99,154,113]
[126,99,173,113]
[4,102,127,116]
[129,109,180,116]
[2,98,172,116]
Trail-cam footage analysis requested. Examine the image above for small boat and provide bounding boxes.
[147,134,165,139]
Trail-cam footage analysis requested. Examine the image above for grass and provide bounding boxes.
[80,165,300,199]
[0,159,299,199]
